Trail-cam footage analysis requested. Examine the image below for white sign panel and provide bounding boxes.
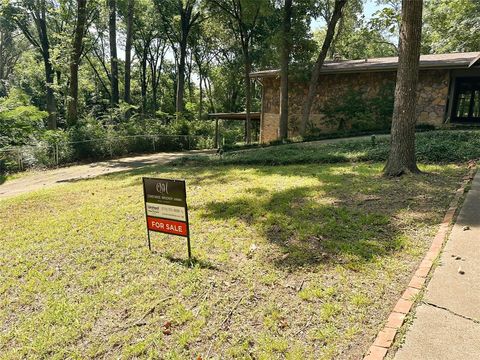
[145,202,187,222]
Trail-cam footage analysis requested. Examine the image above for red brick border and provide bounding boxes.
[363,165,477,360]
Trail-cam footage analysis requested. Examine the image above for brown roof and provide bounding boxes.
[207,112,261,120]
[250,52,480,78]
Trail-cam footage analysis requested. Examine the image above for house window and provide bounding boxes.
[452,77,480,122]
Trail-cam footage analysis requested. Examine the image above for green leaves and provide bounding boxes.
[0,89,47,147]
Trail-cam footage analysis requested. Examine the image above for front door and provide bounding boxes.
[452,77,480,123]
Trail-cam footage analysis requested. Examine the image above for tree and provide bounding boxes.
[313,1,398,60]
[383,0,423,176]
[155,0,202,118]
[67,0,88,126]
[8,0,57,129]
[133,0,156,114]
[422,0,480,53]
[0,8,27,86]
[209,0,270,143]
[123,0,133,103]
[108,0,119,105]
[279,0,292,141]
[299,0,347,136]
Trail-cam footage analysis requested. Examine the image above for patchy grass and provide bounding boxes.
[0,162,465,359]
[174,130,480,166]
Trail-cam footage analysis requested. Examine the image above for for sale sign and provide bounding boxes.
[142,178,191,257]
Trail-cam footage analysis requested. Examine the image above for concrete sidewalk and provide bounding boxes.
[394,171,480,360]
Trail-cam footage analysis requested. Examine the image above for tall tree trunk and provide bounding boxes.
[204,76,215,113]
[150,60,158,113]
[141,47,148,114]
[279,0,292,141]
[44,55,57,129]
[124,0,133,103]
[384,0,423,176]
[243,42,252,144]
[39,16,57,129]
[108,0,119,105]
[0,30,4,80]
[67,0,88,126]
[198,70,203,119]
[299,0,347,135]
[176,39,187,117]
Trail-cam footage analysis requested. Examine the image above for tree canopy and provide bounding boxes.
[0,0,477,151]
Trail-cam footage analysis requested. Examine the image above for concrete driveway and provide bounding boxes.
[0,150,212,200]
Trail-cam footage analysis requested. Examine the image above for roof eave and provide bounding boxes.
[469,54,480,68]
[250,63,474,78]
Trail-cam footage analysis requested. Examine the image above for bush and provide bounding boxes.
[0,88,47,147]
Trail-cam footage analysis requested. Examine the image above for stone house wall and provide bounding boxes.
[260,69,450,143]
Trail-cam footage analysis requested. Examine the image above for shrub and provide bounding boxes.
[0,88,47,147]
[176,130,480,166]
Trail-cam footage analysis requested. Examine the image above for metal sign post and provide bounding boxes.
[142,177,191,259]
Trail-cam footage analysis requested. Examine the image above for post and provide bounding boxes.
[17,149,23,171]
[55,143,59,166]
[142,178,152,251]
[185,197,192,261]
[215,118,219,149]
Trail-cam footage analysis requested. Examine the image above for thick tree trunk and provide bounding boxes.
[299,0,347,135]
[150,61,158,113]
[44,56,57,129]
[39,16,57,129]
[67,0,88,126]
[124,0,133,104]
[176,40,187,117]
[279,0,292,141]
[384,0,423,176]
[109,0,119,105]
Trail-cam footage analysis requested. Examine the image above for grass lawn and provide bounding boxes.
[175,130,480,166]
[0,161,466,359]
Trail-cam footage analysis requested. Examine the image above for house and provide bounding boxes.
[250,52,480,143]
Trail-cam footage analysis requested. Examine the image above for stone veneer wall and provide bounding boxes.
[260,69,450,143]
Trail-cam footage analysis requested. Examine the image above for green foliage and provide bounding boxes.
[423,0,480,53]
[0,89,47,147]
[176,130,480,166]
[312,0,397,61]
[320,84,394,133]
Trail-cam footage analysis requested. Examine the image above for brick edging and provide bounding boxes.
[363,164,477,360]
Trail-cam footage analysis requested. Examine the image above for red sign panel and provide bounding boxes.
[147,216,188,237]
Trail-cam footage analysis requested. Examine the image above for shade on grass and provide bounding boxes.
[0,162,465,359]
[174,130,480,166]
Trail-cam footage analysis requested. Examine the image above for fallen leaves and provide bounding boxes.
[162,321,172,336]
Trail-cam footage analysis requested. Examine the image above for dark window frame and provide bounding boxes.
[451,76,480,123]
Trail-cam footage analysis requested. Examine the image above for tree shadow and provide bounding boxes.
[70,159,462,270]
[201,164,462,269]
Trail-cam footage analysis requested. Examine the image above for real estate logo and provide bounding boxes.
[142,177,191,258]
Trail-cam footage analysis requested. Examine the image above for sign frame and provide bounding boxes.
[142,177,191,259]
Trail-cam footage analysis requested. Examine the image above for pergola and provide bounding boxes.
[207,112,261,148]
